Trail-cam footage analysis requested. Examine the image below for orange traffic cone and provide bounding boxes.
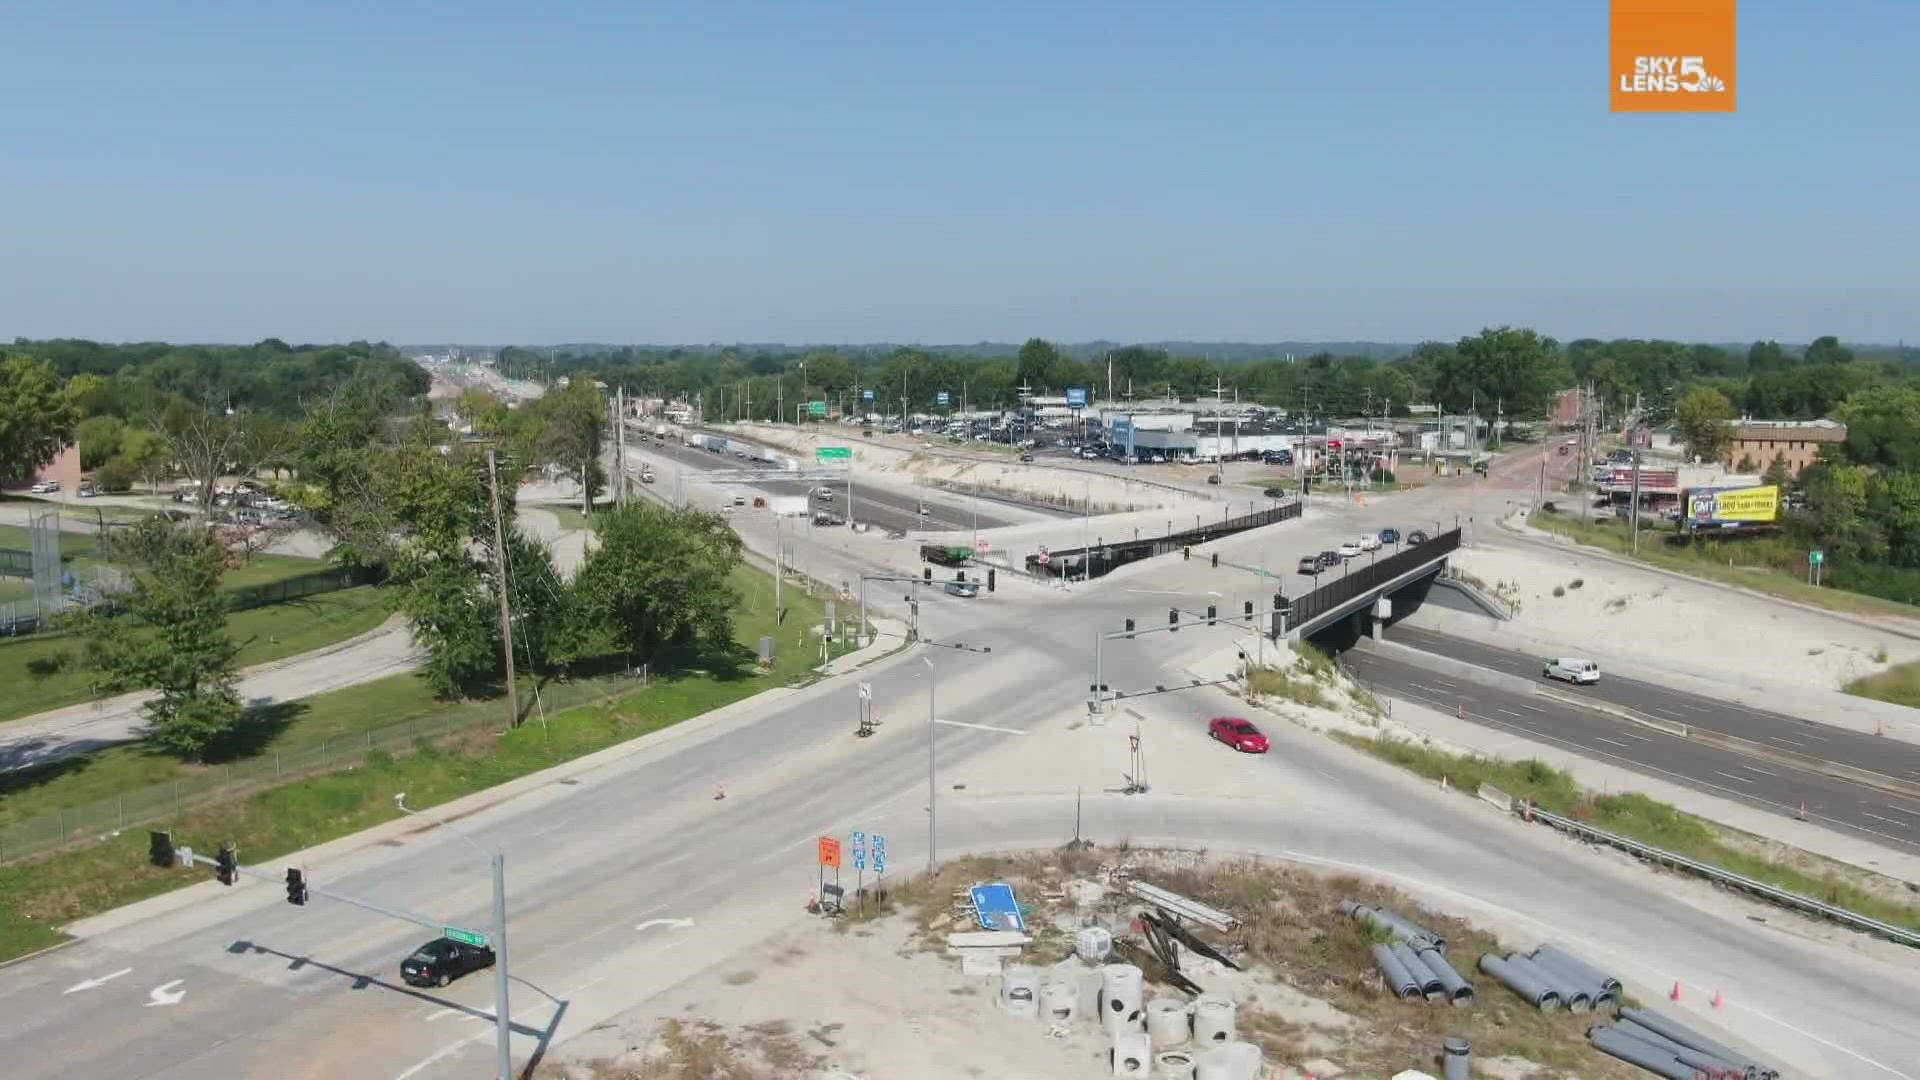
[1712,990,1725,1009]
[1669,981,1683,1002]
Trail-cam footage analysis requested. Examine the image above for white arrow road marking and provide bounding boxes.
[63,968,132,994]
[634,917,695,932]
[145,980,186,1007]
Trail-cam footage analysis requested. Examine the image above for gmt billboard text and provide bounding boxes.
[1684,484,1779,530]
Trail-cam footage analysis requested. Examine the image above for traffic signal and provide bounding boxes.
[149,830,174,868]
[215,844,238,886]
[1123,618,1135,635]
[285,867,308,906]
[987,569,996,593]
[1207,604,1218,623]
[1244,600,1254,618]
[923,567,932,583]
[1210,552,1218,568]
[1168,608,1179,632]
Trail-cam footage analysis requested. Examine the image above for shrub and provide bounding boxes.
[1552,585,1566,597]
[1568,578,1584,590]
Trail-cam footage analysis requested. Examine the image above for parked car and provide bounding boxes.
[1358,534,1381,552]
[1206,473,1222,485]
[1150,454,1167,463]
[1318,550,1342,569]
[1207,716,1269,754]
[1019,453,1035,463]
[814,488,835,502]
[400,937,496,989]
[944,580,979,598]
[812,512,843,526]
[1337,541,1362,560]
[1378,527,1400,545]
[1407,529,1428,545]
[1297,555,1323,576]
[28,480,59,494]
[76,483,98,498]
[1543,657,1601,685]
[1263,487,1288,500]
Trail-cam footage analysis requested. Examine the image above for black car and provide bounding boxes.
[1318,549,1343,568]
[401,937,496,988]
[1263,487,1288,500]
[1019,453,1035,463]
[1297,555,1323,576]
[1207,473,1222,485]
[1407,529,1428,545]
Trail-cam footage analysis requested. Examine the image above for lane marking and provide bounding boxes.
[1883,804,1920,818]
[1862,812,1910,829]
[1652,707,1686,719]
[1617,731,1654,742]
[1497,708,1524,718]
[1593,737,1632,749]
[634,917,696,932]
[1678,702,1708,713]
[934,718,1028,736]
[1766,736,1806,747]
[1518,703,1546,714]
[145,979,186,1007]
[1713,771,1754,785]
[63,967,133,994]
[1741,764,1778,777]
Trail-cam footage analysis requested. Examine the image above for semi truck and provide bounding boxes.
[920,543,974,567]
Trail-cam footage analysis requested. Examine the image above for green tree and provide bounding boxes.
[534,380,607,513]
[77,414,126,469]
[82,518,241,759]
[1804,335,1854,366]
[1672,385,1735,463]
[1762,453,1792,489]
[457,387,509,436]
[1441,327,1565,417]
[1802,461,1880,563]
[400,557,501,697]
[0,355,80,482]
[119,428,171,493]
[574,504,743,663]
[1747,340,1789,373]
[1835,384,1920,472]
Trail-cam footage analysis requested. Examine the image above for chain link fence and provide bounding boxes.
[0,701,500,864]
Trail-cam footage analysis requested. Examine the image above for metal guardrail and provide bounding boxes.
[1025,499,1303,580]
[1521,803,1920,949]
[1287,528,1461,630]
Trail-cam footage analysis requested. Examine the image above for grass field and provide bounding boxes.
[1341,731,1920,934]
[1528,511,1920,620]
[1845,660,1920,708]
[0,562,860,961]
[0,587,392,724]
[0,524,332,596]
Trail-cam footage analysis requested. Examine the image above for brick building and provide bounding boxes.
[1722,418,1847,477]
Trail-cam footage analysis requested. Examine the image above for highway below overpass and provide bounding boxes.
[1344,639,1920,856]
[622,430,1019,535]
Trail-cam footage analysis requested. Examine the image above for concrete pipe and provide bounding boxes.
[1110,1031,1152,1078]
[1532,944,1621,995]
[1476,954,1560,1012]
[1001,965,1040,1018]
[1154,1049,1197,1080]
[1612,1019,1747,1078]
[1618,1007,1771,1078]
[1371,944,1422,1000]
[1194,1041,1263,1080]
[1191,994,1237,1043]
[1366,905,1445,950]
[1526,950,1618,1010]
[1145,998,1192,1046]
[1042,978,1080,1025]
[1506,955,1589,1014]
[1055,959,1102,1021]
[1588,1025,1694,1080]
[1077,926,1115,964]
[1391,942,1444,998]
[1100,964,1146,1036]
[1417,947,1475,1007]
[1441,1035,1471,1080]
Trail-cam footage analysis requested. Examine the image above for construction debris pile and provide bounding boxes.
[1339,901,1476,1007]
[1589,1007,1780,1080]
[1477,943,1619,1014]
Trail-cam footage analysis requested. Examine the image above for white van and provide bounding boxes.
[1543,658,1600,685]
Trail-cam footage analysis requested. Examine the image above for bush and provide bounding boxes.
[1540,501,1558,514]
[1552,585,1566,597]
[1568,578,1584,590]
[94,457,137,493]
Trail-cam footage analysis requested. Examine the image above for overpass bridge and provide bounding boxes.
[1281,528,1461,644]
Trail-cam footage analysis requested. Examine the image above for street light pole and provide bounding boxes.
[921,654,936,874]
[396,796,511,1080]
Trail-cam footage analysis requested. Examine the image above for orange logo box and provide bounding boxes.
[1610,0,1737,113]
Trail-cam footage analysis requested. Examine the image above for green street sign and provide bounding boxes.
[443,926,490,948]
[816,446,852,462]
[808,400,827,417]
[1809,550,1824,565]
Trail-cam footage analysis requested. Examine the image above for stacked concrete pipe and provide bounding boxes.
[1504,953,1590,1013]
[1416,946,1475,1006]
[1587,1025,1697,1080]
[1476,954,1561,1011]
[1528,944,1621,1010]
[1618,1006,1777,1079]
[1338,900,1445,950]
[1371,943,1423,1000]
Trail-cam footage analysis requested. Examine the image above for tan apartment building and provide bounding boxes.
[1722,418,1847,476]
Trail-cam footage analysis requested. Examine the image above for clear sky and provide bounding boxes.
[3,1,1915,346]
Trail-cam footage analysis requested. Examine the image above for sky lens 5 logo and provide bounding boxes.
[1611,0,1737,112]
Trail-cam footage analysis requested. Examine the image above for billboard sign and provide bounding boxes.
[862,389,875,403]
[1685,484,1779,529]
[1609,466,1678,490]
[1065,387,1089,409]
[936,390,950,407]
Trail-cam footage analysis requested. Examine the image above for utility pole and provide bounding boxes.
[1629,448,1643,554]
[614,386,626,508]
[485,450,520,728]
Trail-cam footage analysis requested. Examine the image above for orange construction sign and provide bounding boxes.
[817,836,842,868]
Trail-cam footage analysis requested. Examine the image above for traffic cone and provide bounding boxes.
[1712,990,1725,1009]
[1669,981,1683,1002]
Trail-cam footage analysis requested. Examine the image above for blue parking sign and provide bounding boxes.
[851,830,866,870]
[871,833,887,873]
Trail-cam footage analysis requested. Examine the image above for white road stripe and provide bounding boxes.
[1519,703,1546,714]
[1795,730,1829,741]
[1767,736,1806,747]
[1714,770,1755,785]
[1882,804,1920,818]
[1617,731,1654,742]
[1653,707,1685,719]
[935,718,1028,736]
[1594,737,1631,749]
[1861,812,1910,829]
[1678,702,1708,712]
[1497,708,1524,718]
[1742,764,1778,777]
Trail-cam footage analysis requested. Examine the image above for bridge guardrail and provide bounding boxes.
[1288,529,1461,630]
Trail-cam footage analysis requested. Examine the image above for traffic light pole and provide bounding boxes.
[1091,608,1271,720]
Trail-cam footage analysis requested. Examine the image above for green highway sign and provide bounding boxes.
[443,926,490,948]
[1810,550,1824,565]
[808,400,828,417]
[816,446,852,462]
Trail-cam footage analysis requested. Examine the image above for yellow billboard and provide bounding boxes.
[1685,484,1779,527]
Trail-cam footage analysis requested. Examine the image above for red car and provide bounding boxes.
[1208,716,1269,754]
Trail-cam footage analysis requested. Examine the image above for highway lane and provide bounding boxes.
[1342,647,1920,855]
[1385,623,1920,787]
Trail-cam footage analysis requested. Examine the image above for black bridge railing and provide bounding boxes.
[1286,528,1461,630]
[1024,499,1303,580]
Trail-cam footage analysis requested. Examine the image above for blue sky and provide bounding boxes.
[2,1,1915,346]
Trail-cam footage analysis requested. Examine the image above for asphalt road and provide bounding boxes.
[1385,623,1920,790]
[1342,647,1920,855]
